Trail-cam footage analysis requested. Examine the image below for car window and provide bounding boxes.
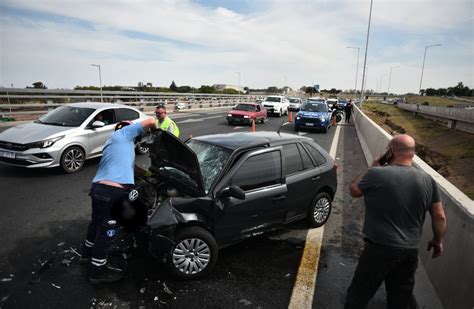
[304,143,327,166]
[235,104,256,112]
[282,143,303,176]
[38,106,95,127]
[116,108,139,122]
[300,103,328,112]
[297,143,315,169]
[231,151,281,191]
[265,97,281,102]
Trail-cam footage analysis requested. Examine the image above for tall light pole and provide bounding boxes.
[378,73,388,94]
[360,0,373,108]
[90,64,103,103]
[347,46,360,95]
[235,72,241,102]
[387,66,400,94]
[419,44,441,94]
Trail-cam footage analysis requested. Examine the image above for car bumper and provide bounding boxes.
[288,106,300,111]
[0,147,61,168]
[226,116,252,125]
[294,118,329,128]
[148,227,175,261]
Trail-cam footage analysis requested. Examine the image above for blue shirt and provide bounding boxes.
[93,122,144,185]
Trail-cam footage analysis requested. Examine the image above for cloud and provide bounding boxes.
[0,0,472,93]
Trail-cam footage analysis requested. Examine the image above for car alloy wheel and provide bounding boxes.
[168,227,218,279]
[308,192,332,228]
[135,143,149,155]
[60,146,85,173]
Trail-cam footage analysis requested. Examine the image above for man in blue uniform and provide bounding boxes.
[81,117,156,284]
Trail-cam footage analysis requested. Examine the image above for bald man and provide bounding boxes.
[345,134,446,309]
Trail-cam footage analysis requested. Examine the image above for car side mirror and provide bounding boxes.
[91,120,105,128]
[219,185,245,200]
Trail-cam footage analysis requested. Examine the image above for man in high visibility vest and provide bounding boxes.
[155,105,180,137]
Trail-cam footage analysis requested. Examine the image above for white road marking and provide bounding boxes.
[233,126,245,130]
[288,124,341,309]
[176,115,222,124]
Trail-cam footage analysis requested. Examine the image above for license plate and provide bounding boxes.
[306,123,314,126]
[0,150,15,159]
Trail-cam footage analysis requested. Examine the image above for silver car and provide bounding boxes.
[0,102,149,173]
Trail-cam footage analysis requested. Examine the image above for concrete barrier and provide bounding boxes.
[398,103,474,134]
[353,104,474,309]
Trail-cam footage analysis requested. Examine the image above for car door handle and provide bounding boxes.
[272,195,286,202]
[312,176,321,181]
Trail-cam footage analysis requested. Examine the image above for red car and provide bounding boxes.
[226,102,267,125]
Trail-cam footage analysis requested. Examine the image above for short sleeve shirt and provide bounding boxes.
[93,122,144,185]
[357,165,440,248]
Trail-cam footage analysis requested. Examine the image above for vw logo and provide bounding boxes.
[128,189,139,202]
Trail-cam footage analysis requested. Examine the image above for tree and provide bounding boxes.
[330,88,337,94]
[198,85,215,93]
[266,86,279,94]
[222,88,239,94]
[32,81,47,89]
[169,80,178,92]
[177,86,192,93]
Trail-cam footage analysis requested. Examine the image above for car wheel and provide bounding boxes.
[322,127,328,133]
[167,226,218,279]
[294,125,300,132]
[308,192,332,228]
[135,143,149,155]
[278,109,282,117]
[60,146,85,174]
[261,117,266,124]
[228,120,233,125]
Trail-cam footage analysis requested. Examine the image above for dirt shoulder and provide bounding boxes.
[363,102,474,199]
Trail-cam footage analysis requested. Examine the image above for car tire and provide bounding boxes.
[60,146,85,174]
[308,192,332,228]
[261,117,266,124]
[294,125,300,132]
[167,226,218,280]
[228,120,233,125]
[278,109,282,117]
[135,143,149,155]
[322,127,328,133]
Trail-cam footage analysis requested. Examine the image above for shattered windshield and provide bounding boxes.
[187,140,232,192]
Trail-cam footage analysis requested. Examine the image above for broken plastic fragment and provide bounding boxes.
[1,278,13,282]
[61,259,72,266]
[339,262,346,267]
[50,282,61,289]
[69,247,81,257]
[163,282,173,295]
[239,299,252,306]
[285,273,290,277]
[140,288,145,294]
[57,242,66,247]
[1,295,10,302]
[154,296,158,301]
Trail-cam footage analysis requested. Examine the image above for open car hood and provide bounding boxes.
[147,130,205,197]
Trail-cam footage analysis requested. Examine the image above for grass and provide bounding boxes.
[405,95,471,107]
[363,102,474,199]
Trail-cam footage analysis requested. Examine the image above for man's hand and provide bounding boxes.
[370,156,381,167]
[427,240,443,258]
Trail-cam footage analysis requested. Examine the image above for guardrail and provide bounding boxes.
[353,104,474,309]
[397,102,474,134]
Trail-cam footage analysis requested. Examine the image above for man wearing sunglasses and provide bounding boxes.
[155,105,180,137]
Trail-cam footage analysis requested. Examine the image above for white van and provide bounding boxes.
[262,96,289,117]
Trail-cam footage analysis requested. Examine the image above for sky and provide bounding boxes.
[0,0,472,94]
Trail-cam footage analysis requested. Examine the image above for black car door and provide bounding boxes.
[283,143,323,221]
[213,148,286,245]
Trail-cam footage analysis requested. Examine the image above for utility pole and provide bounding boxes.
[419,44,441,94]
[360,0,374,108]
[90,64,103,103]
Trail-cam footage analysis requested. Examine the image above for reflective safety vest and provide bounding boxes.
[157,117,180,137]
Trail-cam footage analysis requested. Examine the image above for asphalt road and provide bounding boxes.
[0,110,382,308]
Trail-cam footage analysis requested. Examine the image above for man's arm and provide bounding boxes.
[427,201,446,258]
[141,117,157,130]
[350,174,364,197]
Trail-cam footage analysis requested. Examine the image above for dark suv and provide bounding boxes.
[126,130,337,279]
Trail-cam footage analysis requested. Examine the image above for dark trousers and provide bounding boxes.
[82,183,126,270]
[345,241,418,309]
[345,112,352,123]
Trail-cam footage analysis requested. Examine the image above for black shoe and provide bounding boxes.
[89,264,124,284]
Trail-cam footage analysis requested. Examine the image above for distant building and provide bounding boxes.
[213,84,244,92]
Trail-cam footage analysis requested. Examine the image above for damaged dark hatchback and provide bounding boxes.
[126,130,337,279]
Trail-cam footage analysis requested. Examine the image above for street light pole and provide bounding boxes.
[236,72,241,102]
[419,44,441,94]
[360,0,373,109]
[90,64,103,103]
[387,66,400,94]
[347,46,360,95]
